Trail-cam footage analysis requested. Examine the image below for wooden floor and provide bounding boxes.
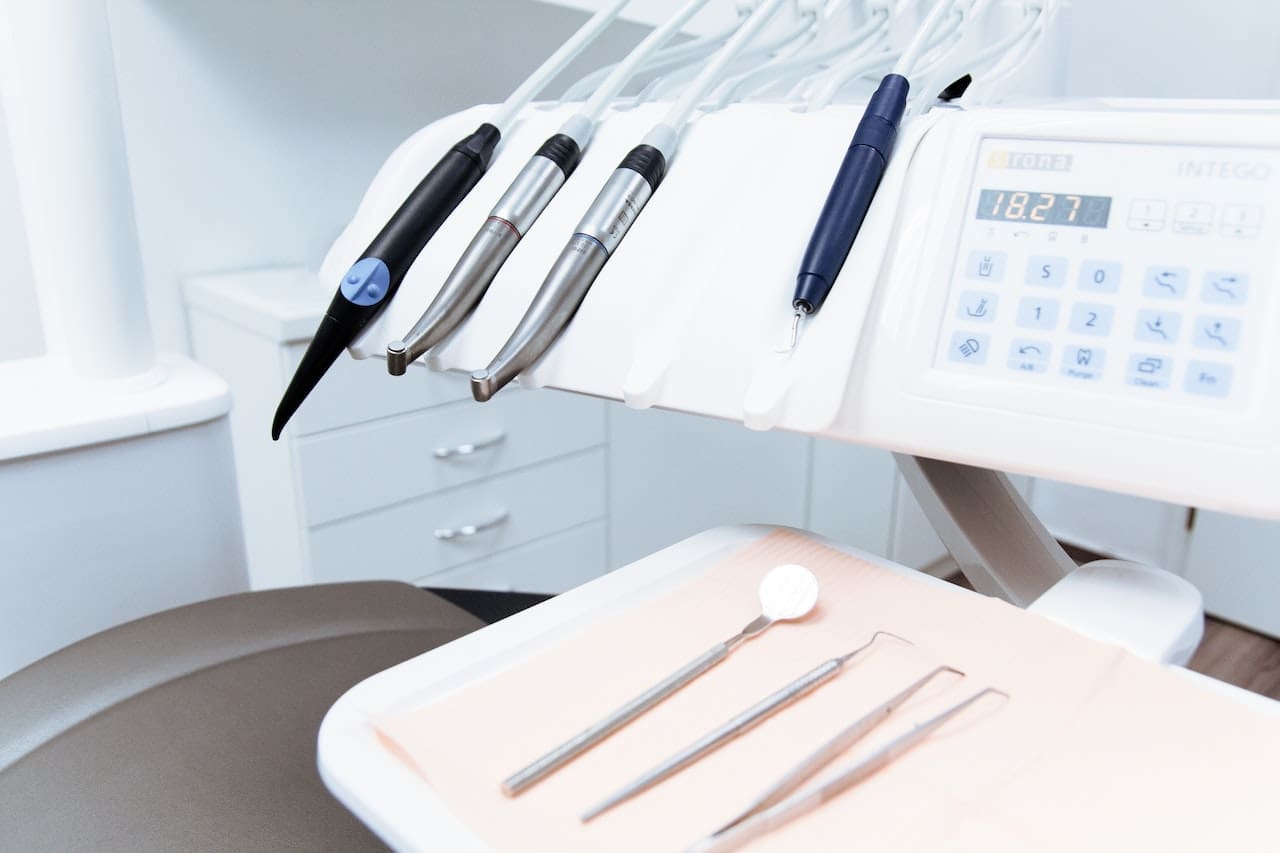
[944,566,1280,702]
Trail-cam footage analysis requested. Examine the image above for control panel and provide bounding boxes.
[934,136,1279,411]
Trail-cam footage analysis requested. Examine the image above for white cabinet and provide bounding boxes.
[1185,513,1280,638]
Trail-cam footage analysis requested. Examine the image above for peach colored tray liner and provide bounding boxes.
[376,530,1280,852]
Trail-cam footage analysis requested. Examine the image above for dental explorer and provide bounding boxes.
[470,0,794,403]
[582,631,911,821]
[781,0,959,352]
[269,0,632,439]
[502,563,819,796]
[387,0,721,376]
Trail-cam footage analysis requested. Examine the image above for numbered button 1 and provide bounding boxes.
[1202,271,1249,304]
[1016,297,1060,330]
[1069,303,1114,336]
[1143,266,1189,299]
[1025,256,1068,288]
[1078,260,1121,293]
[1193,316,1241,351]
[1134,309,1181,344]
[966,250,1007,281]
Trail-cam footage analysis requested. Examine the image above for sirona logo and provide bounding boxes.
[987,151,1072,171]
[1177,160,1272,180]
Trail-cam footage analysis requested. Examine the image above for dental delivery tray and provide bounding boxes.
[318,525,1280,853]
[332,99,1280,519]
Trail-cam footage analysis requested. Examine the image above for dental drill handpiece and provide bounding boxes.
[469,141,666,402]
[268,0,632,439]
[386,0,717,376]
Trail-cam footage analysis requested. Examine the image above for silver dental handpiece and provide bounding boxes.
[469,142,667,402]
[386,134,583,375]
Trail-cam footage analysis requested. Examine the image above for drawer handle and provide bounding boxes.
[433,431,507,459]
[433,510,509,541]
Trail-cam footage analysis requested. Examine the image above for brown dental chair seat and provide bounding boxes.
[0,582,485,852]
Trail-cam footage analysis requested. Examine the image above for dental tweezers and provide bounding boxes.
[688,677,1004,853]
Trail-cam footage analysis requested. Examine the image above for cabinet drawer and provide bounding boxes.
[416,521,607,594]
[297,390,605,525]
[307,449,605,584]
[284,344,469,436]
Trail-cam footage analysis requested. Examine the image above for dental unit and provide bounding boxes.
[270,0,633,438]
[469,0,796,402]
[386,0,722,376]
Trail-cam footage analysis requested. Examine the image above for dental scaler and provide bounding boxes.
[471,0,792,402]
[269,0,632,439]
[387,0,717,376]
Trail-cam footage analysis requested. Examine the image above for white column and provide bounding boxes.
[0,0,157,380]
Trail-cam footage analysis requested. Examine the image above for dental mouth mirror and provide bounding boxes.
[501,563,819,797]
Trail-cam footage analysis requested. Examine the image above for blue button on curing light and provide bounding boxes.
[339,257,392,307]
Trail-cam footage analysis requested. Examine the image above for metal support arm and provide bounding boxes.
[894,454,1076,607]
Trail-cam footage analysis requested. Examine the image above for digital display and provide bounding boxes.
[976,189,1111,229]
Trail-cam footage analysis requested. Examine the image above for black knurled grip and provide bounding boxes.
[618,144,666,191]
[535,133,584,178]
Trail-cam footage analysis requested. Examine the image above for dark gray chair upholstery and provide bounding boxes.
[0,582,484,852]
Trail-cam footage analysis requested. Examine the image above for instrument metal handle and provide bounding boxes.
[432,510,509,541]
[433,431,506,459]
[503,641,730,795]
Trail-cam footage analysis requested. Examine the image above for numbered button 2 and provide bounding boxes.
[1069,303,1114,336]
[1078,260,1121,293]
[1017,297,1060,330]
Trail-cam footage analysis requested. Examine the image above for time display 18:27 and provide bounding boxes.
[976,189,1111,229]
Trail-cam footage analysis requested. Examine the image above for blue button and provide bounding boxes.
[1008,339,1050,373]
[966,250,1007,281]
[1069,303,1114,336]
[1061,345,1105,380]
[1025,256,1068,288]
[956,291,998,323]
[1016,297,1060,330]
[948,331,990,365]
[1193,316,1241,351]
[339,257,392,307]
[1134,309,1181,344]
[1143,266,1189,299]
[1201,271,1249,305]
[1127,353,1173,389]
[1078,260,1122,293]
[1184,361,1233,398]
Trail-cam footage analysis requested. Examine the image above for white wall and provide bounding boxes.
[0,108,43,361]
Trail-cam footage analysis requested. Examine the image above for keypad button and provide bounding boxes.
[1184,361,1233,398]
[1134,309,1181,345]
[1201,271,1249,304]
[1061,345,1105,381]
[1016,297,1060,330]
[1193,316,1241,351]
[1069,303,1114,336]
[1173,202,1214,235]
[948,331,990,365]
[1221,204,1262,238]
[966,250,1007,281]
[1025,256,1068,288]
[1143,266,1189,299]
[956,291,998,323]
[1127,353,1173,389]
[1008,339,1050,373]
[1078,260,1121,293]
[1127,199,1167,232]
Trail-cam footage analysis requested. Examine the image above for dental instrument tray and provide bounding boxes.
[320,526,1280,853]
[331,99,1280,521]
